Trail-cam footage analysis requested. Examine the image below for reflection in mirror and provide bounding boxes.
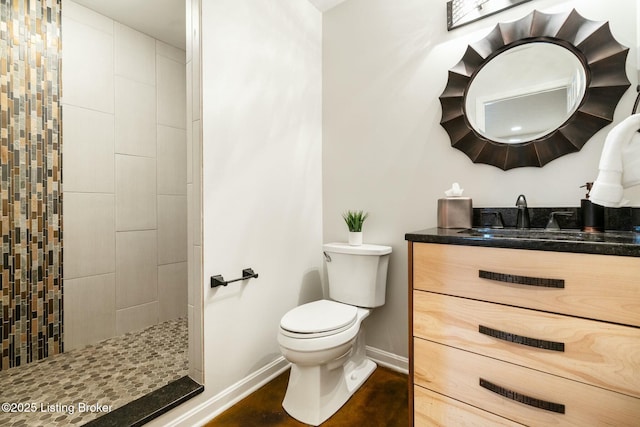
[466,42,587,144]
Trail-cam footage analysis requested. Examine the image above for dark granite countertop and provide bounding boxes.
[405,227,640,257]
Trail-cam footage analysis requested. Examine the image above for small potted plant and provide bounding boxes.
[342,210,369,246]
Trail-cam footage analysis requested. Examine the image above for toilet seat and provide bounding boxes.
[280,300,357,338]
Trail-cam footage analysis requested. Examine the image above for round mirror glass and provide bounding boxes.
[465,42,587,144]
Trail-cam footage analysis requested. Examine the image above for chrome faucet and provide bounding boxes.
[515,194,530,229]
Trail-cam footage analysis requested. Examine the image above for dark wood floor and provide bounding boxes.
[206,366,408,426]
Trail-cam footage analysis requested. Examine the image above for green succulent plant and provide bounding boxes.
[342,210,369,232]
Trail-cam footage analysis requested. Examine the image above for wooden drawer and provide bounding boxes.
[413,291,640,398]
[413,243,640,326]
[414,338,640,427]
[414,385,524,426]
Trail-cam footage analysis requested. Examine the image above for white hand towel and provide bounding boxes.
[590,114,640,207]
[622,131,640,188]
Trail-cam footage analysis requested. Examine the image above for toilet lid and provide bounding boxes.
[280,300,357,336]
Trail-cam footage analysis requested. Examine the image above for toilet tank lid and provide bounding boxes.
[323,242,392,256]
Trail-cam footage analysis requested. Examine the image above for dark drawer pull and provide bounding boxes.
[479,378,565,414]
[479,270,564,288]
[479,325,565,352]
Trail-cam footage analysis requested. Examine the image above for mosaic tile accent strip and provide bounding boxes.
[0,317,188,426]
[0,0,63,371]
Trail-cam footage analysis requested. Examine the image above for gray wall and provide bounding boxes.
[322,0,639,358]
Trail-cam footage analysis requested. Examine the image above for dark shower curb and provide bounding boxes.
[83,376,204,427]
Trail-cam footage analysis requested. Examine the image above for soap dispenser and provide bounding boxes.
[580,182,604,232]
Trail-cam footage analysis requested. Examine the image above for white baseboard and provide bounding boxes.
[366,346,408,374]
[160,356,291,427]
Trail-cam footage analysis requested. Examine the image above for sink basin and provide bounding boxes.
[459,228,634,243]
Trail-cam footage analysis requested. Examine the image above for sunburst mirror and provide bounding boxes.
[439,9,631,170]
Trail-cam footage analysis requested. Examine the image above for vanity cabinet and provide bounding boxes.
[409,242,640,426]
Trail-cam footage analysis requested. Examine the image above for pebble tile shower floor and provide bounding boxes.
[0,318,187,426]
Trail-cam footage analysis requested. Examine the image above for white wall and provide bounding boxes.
[199,0,323,396]
[62,0,187,350]
[159,1,323,421]
[322,0,639,358]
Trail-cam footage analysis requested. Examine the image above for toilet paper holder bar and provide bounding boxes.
[211,268,259,288]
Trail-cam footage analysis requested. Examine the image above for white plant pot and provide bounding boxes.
[348,232,363,246]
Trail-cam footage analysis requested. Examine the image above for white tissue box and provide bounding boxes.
[438,197,472,229]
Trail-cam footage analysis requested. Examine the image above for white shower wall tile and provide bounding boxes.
[156,40,186,63]
[186,60,193,183]
[158,195,188,265]
[116,230,159,309]
[157,54,187,129]
[62,5,187,351]
[61,14,114,113]
[157,125,187,195]
[115,23,156,85]
[187,242,200,308]
[191,49,200,122]
[115,77,157,157]
[187,209,193,305]
[62,105,114,193]
[185,0,192,63]
[190,0,201,121]
[64,273,116,351]
[62,0,113,35]
[187,0,203,384]
[187,304,195,377]
[116,301,160,336]
[192,119,202,246]
[116,154,157,231]
[190,245,202,380]
[158,262,188,322]
[63,193,116,279]
[187,183,194,302]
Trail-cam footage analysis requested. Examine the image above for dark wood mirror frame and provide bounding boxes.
[439,9,631,170]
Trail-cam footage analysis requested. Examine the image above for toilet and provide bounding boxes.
[277,242,392,425]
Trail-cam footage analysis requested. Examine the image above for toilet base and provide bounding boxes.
[282,328,376,426]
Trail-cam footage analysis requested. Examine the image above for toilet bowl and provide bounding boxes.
[278,300,375,426]
[277,243,392,426]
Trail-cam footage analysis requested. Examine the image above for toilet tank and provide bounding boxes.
[323,243,392,308]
